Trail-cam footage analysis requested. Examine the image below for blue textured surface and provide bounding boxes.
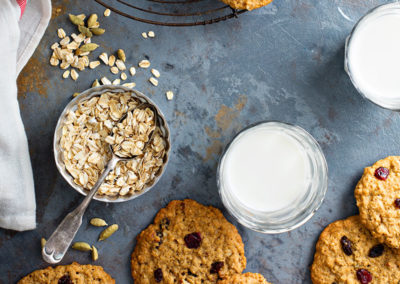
[0,0,396,283]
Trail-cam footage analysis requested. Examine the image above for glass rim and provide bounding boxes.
[217,121,328,234]
[345,2,400,111]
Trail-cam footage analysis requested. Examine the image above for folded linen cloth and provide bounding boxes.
[0,0,51,231]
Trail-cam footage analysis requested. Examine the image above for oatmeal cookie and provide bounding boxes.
[218,272,271,283]
[311,215,400,284]
[355,156,400,248]
[131,199,246,283]
[18,262,115,283]
[220,0,273,11]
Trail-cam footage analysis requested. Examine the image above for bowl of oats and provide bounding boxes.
[54,85,170,202]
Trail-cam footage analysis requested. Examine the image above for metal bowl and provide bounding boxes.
[53,85,171,202]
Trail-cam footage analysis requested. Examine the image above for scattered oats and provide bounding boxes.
[71,69,79,81]
[101,77,111,85]
[59,36,70,46]
[79,51,90,56]
[151,68,160,78]
[112,78,121,85]
[99,52,109,65]
[117,49,126,62]
[148,31,155,38]
[166,90,174,100]
[72,92,80,98]
[92,79,100,87]
[149,77,158,86]
[141,32,148,39]
[50,57,59,66]
[129,67,136,76]
[89,60,101,69]
[62,70,70,79]
[120,72,127,81]
[82,56,90,67]
[110,66,119,74]
[115,59,126,71]
[71,33,78,40]
[139,60,150,68]
[51,42,59,50]
[122,82,136,88]
[57,28,66,39]
[60,61,70,69]
[66,41,79,50]
[83,37,91,44]
[108,55,116,67]
[74,33,85,43]
[104,8,111,17]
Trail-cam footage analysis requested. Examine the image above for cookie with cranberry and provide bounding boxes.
[131,199,246,283]
[18,262,115,283]
[220,0,273,11]
[355,156,400,248]
[311,215,400,284]
[218,272,271,283]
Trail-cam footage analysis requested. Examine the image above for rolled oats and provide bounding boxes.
[104,8,111,17]
[151,68,160,78]
[71,69,79,81]
[115,59,126,71]
[110,66,119,74]
[108,55,116,67]
[129,67,136,76]
[139,60,150,68]
[141,32,148,39]
[149,77,158,86]
[62,70,70,79]
[120,72,127,81]
[92,79,100,87]
[166,91,174,100]
[148,31,155,38]
[122,82,136,88]
[89,60,101,69]
[57,28,66,39]
[99,52,109,65]
[101,77,111,85]
[112,78,121,85]
[59,92,166,196]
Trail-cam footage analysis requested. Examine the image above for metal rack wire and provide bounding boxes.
[95,0,247,26]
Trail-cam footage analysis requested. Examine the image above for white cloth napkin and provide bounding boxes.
[0,0,51,231]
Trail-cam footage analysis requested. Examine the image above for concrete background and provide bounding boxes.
[0,0,395,283]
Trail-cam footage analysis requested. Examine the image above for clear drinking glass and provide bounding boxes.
[217,121,328,234]
[345,2,400,110]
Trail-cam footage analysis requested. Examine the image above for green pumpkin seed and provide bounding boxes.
[76,43,98,55]
[90,218,107,227]
[87,14,98,28]
[78,25,93,38]
[69,14,84,26]
[99,224,118,241]
[117,49,126,62]
[91,28,105,36]
[92,245,99,261]
[41,238,46,248]
[72,242,92,251]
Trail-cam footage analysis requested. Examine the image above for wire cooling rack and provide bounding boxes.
[95,0,247,26]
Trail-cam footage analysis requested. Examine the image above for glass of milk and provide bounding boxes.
[345,2,400,110]
[217,121,328,233]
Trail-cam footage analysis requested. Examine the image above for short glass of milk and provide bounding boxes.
[345,2,400,110]
[217,121,328,233]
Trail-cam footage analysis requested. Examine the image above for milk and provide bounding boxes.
[221,124,310,212]
[347,9,400,102]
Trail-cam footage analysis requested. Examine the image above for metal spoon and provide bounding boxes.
[42,103,158,264]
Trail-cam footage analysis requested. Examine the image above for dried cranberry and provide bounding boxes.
[184,232,202,249]
[368,244,384,258]
[395,199,400,209]
[154,268,163,282]
[375,167,389,180]
[340,236,352,256]
[58,275,73,284]
[356,269,372,284]
[210,261,224,274]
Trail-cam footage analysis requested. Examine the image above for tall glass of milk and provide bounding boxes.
[345,2,400,110]
[217,121,328,233]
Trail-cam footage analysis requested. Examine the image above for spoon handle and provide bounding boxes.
[42,156,120,264]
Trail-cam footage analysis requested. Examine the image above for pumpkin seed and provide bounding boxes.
[91,28,105,36]
[41,238,46,248]
[92,245,98,261]
[69,14,84,26]
[78,25,93,38]
[117,49,126,62]
[87,14,98,28]
[99,224,118,241]
[90,218,107,227]
[72,242,92,251]
[77,43,99,54]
